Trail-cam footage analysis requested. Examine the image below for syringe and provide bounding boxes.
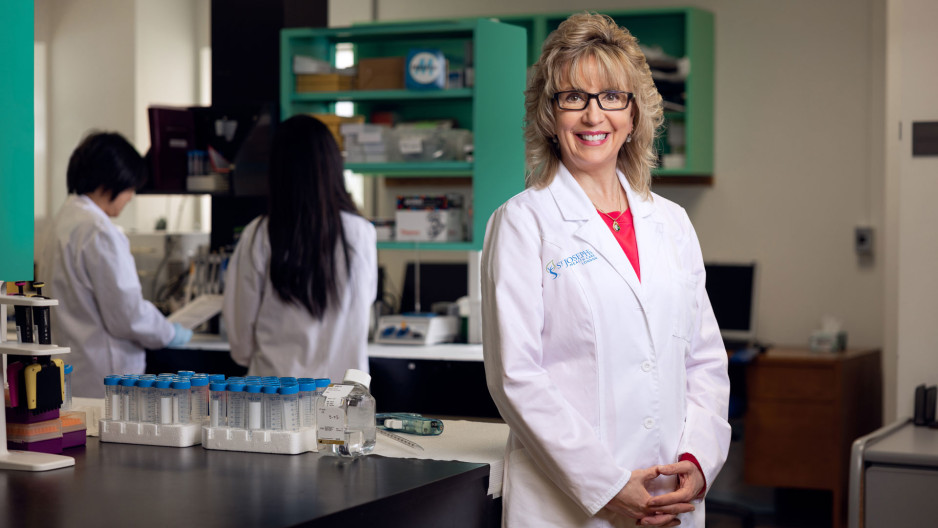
[378,428,425,451]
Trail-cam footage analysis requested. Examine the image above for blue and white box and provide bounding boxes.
[405,48,447,90]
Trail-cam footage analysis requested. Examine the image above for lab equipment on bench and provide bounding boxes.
[0,286,75,471]
[377,413,444,436]
[375,313,460,345]
[99,371,202,448]
[378,429,425,452]
[317,369,376,457]
[201,376,317,455]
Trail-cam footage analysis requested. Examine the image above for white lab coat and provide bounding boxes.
[481,164,731,528]
[222,213,377,381]
[38,195,175,398]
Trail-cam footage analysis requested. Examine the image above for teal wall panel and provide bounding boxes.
[0,1,35,281]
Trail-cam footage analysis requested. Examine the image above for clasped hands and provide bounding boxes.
[603,461,703,527]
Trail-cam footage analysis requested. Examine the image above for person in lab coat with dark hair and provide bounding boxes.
[223,115,377,382]
[481,13,730,528]
[38,131,192,398]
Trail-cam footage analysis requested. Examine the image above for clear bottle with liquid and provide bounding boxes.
[316,369,375,457]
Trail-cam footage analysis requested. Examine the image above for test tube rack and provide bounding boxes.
[99,420,202,448]
[202,426,318,455]
[0,291,75,471]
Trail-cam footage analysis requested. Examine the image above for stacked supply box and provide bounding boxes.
[357,57,406,90]
[309,113,364,152]
[395,195,465,242]
[341,123,392,163]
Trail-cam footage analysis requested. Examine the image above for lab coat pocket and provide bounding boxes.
[505,447,588,527]
[670,272,698,343]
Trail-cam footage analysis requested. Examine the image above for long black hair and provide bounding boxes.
[266,115,359,319]
[67,131,148,199]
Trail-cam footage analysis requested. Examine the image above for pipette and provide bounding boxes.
[378,428,424,451]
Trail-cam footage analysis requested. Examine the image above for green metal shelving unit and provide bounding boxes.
[0,1,35,280]
[497,7,714,179]
[280,18,527,251]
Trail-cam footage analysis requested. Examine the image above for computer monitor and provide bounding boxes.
[399,262,467,314]
[704,262,757,348]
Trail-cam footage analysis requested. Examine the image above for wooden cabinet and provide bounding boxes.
[279,19,527,251]
[744,348,882,528]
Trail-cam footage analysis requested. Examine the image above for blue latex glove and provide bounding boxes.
[168,323,193,347]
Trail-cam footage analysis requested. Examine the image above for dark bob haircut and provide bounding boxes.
[66,131,148,200]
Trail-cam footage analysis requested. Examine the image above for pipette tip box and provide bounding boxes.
[202,426,318,455]
[99,420,202,447]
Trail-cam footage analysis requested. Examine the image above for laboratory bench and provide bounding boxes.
[150,337,500,419]
[0,437,499,527]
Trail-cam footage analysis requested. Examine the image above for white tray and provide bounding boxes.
[201,426,318,455]
[99,420,202,447]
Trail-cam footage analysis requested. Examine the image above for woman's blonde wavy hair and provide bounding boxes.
[524,12,664,198]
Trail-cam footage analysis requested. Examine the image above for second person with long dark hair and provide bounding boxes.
[223,115,377,381]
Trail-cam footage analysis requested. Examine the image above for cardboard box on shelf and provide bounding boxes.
[308,114,365,151]
[357,57,406,90]
[295,73,355,92]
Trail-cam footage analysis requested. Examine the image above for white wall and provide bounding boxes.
[886,0,938,419]
[331,0,889,387]
[35,0,210,239]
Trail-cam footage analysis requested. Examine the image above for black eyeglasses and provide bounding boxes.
[553,90,634,111]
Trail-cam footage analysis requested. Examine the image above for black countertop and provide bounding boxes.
[1,439,497,527]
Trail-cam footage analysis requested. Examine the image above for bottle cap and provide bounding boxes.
[315,378,331,389]
[154,379,172,389]
[209,374,226,382]
[245,384,262,394]
[279,385,299,395]
[226,382,245,392]
[171,380,192,390]
[279,377,298,385]
[177,371,196,378]
[65,365,73,374]
[104,375,121,386]
[343,369,371,389]
[210,382,227,392]
[136,379,155,388]
[189,377,209,387]
[261,385,278,394]
[298,381,316,392]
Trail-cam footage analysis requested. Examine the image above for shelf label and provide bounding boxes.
[317,384,354,445]
[398,136,423,154]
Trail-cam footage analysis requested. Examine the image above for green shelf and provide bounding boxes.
[293,88,472,103]
[282,18,527,252]
[345,161,473,176]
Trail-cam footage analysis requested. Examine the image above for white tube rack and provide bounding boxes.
[201,426,318,455]
[99,420,202,447]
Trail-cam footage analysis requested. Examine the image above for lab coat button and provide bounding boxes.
[644,418,655,429]
[641,360,653,372]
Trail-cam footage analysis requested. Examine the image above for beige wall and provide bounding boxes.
[34,0,209,238]
[332,0,890,390]
[886,0,938,420]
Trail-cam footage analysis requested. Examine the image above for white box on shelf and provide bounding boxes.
[395,209,464,242]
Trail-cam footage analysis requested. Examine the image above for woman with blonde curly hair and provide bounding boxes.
[482,12,730,527]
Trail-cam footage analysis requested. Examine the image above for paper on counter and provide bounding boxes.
[374,419,509,497]
[168,294,223,330]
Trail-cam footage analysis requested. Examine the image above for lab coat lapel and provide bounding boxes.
[548,165,646,308]
[621,174,661,297]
